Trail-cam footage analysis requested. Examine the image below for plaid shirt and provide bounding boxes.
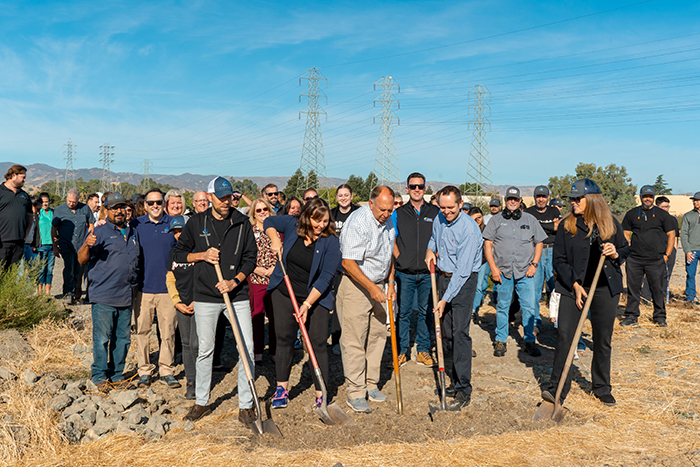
[340,205,395,283]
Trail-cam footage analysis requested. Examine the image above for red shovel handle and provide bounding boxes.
[430,259,435,274]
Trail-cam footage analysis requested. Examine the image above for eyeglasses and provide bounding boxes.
[265,191,279,197]
[407,184,425,190]
[304,195,319,201]
[255,207,269,213]
[109,206,126,211]
[193,199,208,204]
[145,200,163,206]
[570,196,584,203]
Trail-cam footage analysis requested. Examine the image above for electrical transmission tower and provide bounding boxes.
[99,143,115,193]
[298,67,328,198]
[465,85,492,205]
[61,139,76,198]
[142,159,153,190]
[373,76,401,191]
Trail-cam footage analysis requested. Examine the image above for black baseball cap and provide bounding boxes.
[104,192,127,208]
[566,179,601,198]
[690,192,700,201]
[534,185,550,197]
[640,185,656,197]
[549,198,564,207]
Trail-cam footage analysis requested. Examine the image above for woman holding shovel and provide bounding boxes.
[264,198,341,409]
[543,179,630,407]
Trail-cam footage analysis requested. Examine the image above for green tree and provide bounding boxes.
[283,169,304,198]
[652,174,672,195]
[359,172,378,202]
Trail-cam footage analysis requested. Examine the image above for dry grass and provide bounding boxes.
[2,290,700,466]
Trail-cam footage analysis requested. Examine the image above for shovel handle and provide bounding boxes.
[429,260,445,371]
[387,298,403,415]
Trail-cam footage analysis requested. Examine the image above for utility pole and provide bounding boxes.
[465,85,492,206]
[142,159,153,190]
[373,76,401,191]
[298,67,328,198]
[62,139,76,198]
[99,143,114,193]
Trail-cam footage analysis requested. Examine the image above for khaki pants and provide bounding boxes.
[336,275,388,400]
[134,292,177,377]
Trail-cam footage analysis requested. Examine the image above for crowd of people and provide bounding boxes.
[2,162,700,422]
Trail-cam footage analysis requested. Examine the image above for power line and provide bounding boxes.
[372,76,401,191]
[465,85,492,203]
[99,143,115,193]
[298,67,328,197]
[62,139,76,198]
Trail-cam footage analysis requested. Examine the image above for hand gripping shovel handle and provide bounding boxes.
[552,254,606,417]
[387,297,403,415]
[430,260,447,411]
[213,263,266,435]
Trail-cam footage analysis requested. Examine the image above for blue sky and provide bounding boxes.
[1,0,699,193]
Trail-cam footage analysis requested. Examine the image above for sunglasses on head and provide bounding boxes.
[145,200,163,206]
[255,207,269,213]
[304,195,319,201]
[407,184,425,190]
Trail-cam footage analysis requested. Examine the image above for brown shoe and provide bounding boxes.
[95,381,111,393]
[238,408,256,425]
[416,351,436,367]
[183,404,211,422]
[397,353,408,367]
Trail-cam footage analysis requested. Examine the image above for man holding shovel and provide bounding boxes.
[172,176,258,423]
[425,185,483,407]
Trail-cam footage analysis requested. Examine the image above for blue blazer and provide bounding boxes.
[264,215,341,310]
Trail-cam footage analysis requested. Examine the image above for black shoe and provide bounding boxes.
[183,404,211,421]
[472,349,477,358]
[524,342,541,357]
[493,341,507,357]
[619,316,638,327]
[472,312,479,324]
[654,318,667,327]
[137,375,151,388]
[453,391,471,408]
[185,382,195,400]
[595,393,616,406]
[434,384,456,398]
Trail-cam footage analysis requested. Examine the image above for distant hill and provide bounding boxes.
[0,162,534,196]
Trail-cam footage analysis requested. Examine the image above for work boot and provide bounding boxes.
[396,353,407,367]
[453,391,471,408]
[416,352,436,367]
[493,341,507,357]
[95,381,111,394]
[183,404,211,422]
[595,393,616,406]
[238,408,256,424]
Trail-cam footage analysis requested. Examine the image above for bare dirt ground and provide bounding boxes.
[1,250,699,466]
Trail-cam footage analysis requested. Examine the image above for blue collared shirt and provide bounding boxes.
[427,211,483,303]
[130,214,175,294]
[87,221,140,307]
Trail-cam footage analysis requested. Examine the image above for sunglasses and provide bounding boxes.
[304,195,319,201]
[255,207,269,213]
[570,196,584,203]
[407,184,425,190]
[233,195,241,201]
[394,201,403,206]
[265,191,280,196]
[145,200,163,206]
[109,206,126,211]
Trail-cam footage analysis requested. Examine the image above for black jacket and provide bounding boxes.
[172,208,257,303]
[168,248,195,306]
[553,216,630,298]
[394,201,440,274]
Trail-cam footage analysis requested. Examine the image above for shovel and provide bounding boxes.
[532,254,605,422]
[429,260,461,413]
[278,260,354,426]
[387,298,403,415]
[214,264,281,436]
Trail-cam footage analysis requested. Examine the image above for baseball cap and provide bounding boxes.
[549,198,564,208]
[640,185,656,197]
[170,215,186,230]
[690,192,700,201]
[462,202,473,210]
[534,185,550,197]
[207,176,234,198]
[489,198,502,207]
[104,192,127,208]
[505,186,521,199]
[566,179,601,198]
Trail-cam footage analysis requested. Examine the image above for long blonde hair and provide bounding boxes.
[563,193,616,241]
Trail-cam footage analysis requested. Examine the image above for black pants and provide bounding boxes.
[641,249,676,302]
[176,306,198,384]
[271,287,329,391]
[0,240,24,271]
[438,272,478,395]
[625,256,667,321]
[550,285,618,401]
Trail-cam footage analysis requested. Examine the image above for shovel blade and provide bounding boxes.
[429,400,462,415]
[262,419,282,436]
[326,402,355,425]
[532,400,569,422]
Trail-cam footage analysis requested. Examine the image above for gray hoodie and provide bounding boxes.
[681,209,700,253]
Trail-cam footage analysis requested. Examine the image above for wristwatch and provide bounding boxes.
[232,277,241,287]
[529,262,539,268]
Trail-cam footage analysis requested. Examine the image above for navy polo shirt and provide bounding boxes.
[87,221,140,308]
[130,214,175,294]
[0,183,32,242]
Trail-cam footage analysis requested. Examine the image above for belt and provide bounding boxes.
[543,244,554,249]
[436,269,453,278]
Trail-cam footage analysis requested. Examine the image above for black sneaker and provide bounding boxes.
[453,390,471,408]
[493,341,507,357]
[434,384,456,398]
[619,316,638,327]
[595,393,616,406]
[472,312,479,324]
[137,375,151,388]
[524,342,541,357]
[654,318,667,327]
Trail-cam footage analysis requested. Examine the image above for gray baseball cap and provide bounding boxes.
[505,186,521,199]
[690,192,700,201]
[534,185,550,197]
[104,192,127,208]
[566,179,602,198]
[640,185,656,197]
[489,198,502,207]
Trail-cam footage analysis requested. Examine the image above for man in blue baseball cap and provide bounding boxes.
[620,184,677,327]
[681,191,700,307]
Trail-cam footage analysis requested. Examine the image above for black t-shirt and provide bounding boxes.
[209,215,231,248]
[582,247,608,289]
[0,183,32,242]
[331,204,359,236]
[525,205,561,245]
[621,205,677,261]
[280,236,315,299]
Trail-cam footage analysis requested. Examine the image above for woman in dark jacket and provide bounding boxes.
[543,179,630,407]
[263,198,341,409]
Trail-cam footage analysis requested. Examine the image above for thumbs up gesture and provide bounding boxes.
[85,226,97,247]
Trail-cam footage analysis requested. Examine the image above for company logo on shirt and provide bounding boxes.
[200,228,211,238]
[423,217,434,222]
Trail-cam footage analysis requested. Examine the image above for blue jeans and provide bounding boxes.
[36,245,55,285]
[472,262,491,313]
[495,275,536,343]
[395,271,432,355]
[686,251,700,301]
[194,300,254,409]
[533,247,555,326]
[91,304,132,384]
[23,245,38,263]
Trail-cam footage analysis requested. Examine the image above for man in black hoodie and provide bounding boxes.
[173,176,257,422]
